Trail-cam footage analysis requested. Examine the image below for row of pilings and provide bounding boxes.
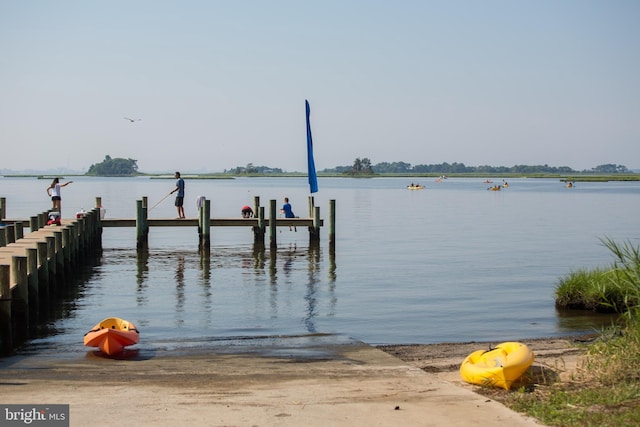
[0,206,103,355]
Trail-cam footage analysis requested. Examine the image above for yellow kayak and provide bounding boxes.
[407,185,424,190]
[459,342,534,390]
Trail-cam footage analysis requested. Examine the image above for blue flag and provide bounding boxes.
[306,100,318,193]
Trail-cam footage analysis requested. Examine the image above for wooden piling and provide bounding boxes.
[269,199,277,248]
[0,264,12,354]
[11,256,29,341]
[0,197,5,221]
[254,206,266,244]
[253,196,260,220]
[38,212,46,229]
[45,235,56,287]
[6,225,15,244]
[26,248,39,324]
[329,199,336,248]
[36,241,49,305]
[15,222,24,240]
[136,199,148,250]
[199,199,211,251]
[310,206,321,241]
[308,196,315,216]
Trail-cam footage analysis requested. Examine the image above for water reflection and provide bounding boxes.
[136,249,149,306]
[556,309,620,333]
[198,250,212,330]
[175,255,185,326]
[305,242,321,333]
[127,241,338,340]
[328,245,336,283]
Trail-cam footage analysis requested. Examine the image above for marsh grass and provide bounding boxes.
[556,238,640,314]
[555,268,617,311]
[499,238,640,426]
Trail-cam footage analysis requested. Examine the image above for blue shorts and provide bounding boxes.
[175,196,184,207]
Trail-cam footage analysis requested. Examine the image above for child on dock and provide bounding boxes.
[46,177,73,216]
[241,205,254,218]
[280,197,297,231]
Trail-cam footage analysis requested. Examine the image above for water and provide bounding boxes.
[1,176,639,355]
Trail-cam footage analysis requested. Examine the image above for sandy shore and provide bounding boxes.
[0,335,592,426]
[379,334,594,387]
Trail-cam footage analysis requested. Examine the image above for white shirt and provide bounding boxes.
[49,184,61,197]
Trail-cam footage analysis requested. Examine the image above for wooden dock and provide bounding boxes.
[0,195,335,354]
[0,207,102,355]
[112,196,333,250]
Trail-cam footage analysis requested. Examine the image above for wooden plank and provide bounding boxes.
[0,219,31,227]
[100,218,322,227]
[9,217,323,228]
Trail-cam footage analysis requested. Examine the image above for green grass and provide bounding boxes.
[555,268,618,311]
[556,238,640,314]
[506,381,640,426]
[500,238,640,426]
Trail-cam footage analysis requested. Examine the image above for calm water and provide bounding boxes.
[1,176,639,355]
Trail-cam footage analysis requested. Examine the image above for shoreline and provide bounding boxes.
[378,333,597,393]
[0,334,593,426]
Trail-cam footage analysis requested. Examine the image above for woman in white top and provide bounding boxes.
[46,177,73,215]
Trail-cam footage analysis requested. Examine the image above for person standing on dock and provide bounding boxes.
[46,177,73,216]
[280,197,296,231]
[171,171,186,219]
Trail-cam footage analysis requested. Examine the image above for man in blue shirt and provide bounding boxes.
[171,171,186,219]
[280,197,296,231]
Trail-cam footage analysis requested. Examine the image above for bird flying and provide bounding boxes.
[124,117,141,122]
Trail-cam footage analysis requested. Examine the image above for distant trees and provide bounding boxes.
[346,158,374,176]
[321,160,631,175]
[86,155,139,176]
[226,163,283,174]
[591,164,629,173]
[412,162,472,174]
[374,161,412,173]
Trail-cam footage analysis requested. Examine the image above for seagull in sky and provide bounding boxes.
[124,117,141,123]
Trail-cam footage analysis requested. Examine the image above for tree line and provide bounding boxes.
[322,159,631,175]
[83,155,631,176]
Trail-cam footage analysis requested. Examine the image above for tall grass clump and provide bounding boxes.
[555,268,616,311]
[578,238,640,385]
[555,237,640,314]
[599,237,640,319]
[509,238,640,426]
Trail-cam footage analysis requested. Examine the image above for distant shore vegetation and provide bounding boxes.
[86,155,139,176]
[198,159,638,180]
[2,156,638,180]
[222,159,634,177]
[213,159,636,181]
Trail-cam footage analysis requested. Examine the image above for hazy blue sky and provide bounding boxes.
[1,1,638,173]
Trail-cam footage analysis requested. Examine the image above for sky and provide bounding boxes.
[1,1,639,173]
